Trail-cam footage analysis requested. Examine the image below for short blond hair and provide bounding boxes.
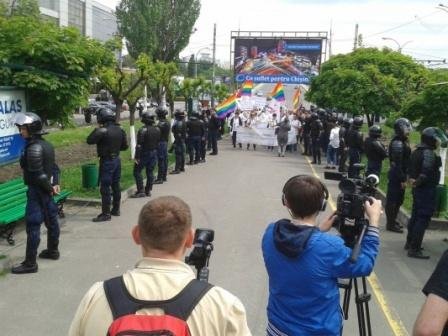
[138,196,192,253]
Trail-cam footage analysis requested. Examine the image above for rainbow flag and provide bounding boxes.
[271,82,285,102]
[216,94,237,119]
[292,89,301,109]
[241,80,253,97]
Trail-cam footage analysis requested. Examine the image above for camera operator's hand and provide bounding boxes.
[364,198,382,228]
[319,212,337,232]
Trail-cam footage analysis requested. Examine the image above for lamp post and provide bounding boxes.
[195,46,212,78]
[381,37,412,53]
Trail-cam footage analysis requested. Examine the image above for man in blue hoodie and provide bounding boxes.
[262,175,381,336]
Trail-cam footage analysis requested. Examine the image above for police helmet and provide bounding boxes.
[141,112,156,125]
[96,107,115,123]
[14,112,46,135]
[369,125,382,138]
[174,109,185,118]
[155,107,168,119]
[310,112,319,121]
[353,116,364,128]
[393,118,411,138]
[337,115,344,125]
[421,127,440,149]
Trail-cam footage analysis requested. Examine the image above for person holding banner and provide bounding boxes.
[245,111,258,151]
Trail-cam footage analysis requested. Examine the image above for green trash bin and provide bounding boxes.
[436,184,448,216]
[82,163,98,189]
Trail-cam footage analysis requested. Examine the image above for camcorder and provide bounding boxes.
[185,229,214,282]
[324,164,379,261]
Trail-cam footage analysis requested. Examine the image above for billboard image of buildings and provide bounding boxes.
[232,32,327,84]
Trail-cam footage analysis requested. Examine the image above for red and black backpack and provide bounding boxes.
[104,276,213,336]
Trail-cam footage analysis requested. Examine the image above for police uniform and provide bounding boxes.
[12,112,60,274]
[186,113,204,165]
[87,108,128,222]
[208,113,220,155]
[364,125,388,177]
[199,113,209,162]
[154,108,170,184]
[346,116,364,178]
[309,114,322,164]
[337,118,351,173]
[406,128,442,259]
[385,118,412,233]
[170,110,187,174]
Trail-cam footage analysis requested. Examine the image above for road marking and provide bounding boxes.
[301,151,409,336]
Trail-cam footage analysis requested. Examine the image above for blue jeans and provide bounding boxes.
[326,146,338,166]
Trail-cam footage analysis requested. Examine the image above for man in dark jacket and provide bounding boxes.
[406,127,444,259]
[12,112,61,274]
[364,125,388,177]
[346,116,364,178]
[309,113,322,164]
[208,111,221,155]
[170,109,187,174]
[87,108,128,222]
[186,112,204,165]
[385,118,412,233]
[154,108,170,185]
[131,112,160,198]
[262,175,381,335]
[338,117,352,173]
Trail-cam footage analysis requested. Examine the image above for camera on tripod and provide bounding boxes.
[324,164,379,253]
[185,228,214,282]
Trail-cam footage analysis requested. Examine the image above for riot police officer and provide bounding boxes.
[12,113,60,274]
[309,113,323,164]
[154,107,170,184]
[131,112,160,198]
[186,112,204,165]
[346,115,364,178]
[87,108,128,222]
[170,109,187,174]
[338,117,352,173]
[406,127,443,259]
[301,114,312,156]
[364,125,388,177]
[208,111,220,155]
[198,111,209,162]
[385,118,412,233]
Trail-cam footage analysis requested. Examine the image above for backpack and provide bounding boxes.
[104,276,213,336]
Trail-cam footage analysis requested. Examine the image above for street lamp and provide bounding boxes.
[381,37,413,53]
[195,46,212,78]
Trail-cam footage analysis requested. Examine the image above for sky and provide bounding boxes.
[98,0,448,68]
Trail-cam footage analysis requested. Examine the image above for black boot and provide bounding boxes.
[153,178,164,185]
[386,203,403,233]
[408,249,430,259]
[39,239,60,260]
[12,247,38,274]
[111,200,120,216]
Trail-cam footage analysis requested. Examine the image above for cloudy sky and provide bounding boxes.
[98,0,448,67]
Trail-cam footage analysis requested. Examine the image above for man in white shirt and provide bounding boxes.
[69,196,252,336]
[229,110,244,148]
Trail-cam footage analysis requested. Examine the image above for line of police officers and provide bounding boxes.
[300,108,444,260]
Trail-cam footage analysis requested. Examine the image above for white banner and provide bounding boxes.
[236,122,296,146]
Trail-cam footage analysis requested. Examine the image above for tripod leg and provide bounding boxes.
[362,277,372,336]
[354,278,366,336]
[341,279,352,320]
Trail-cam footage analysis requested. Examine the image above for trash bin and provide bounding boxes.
[82,163,98,189]
[436,184,448,216]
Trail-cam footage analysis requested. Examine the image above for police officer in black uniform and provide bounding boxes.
[301,114,312,156]
[154,107,170,184]
[385,118,412,233]
[12,112,60,274]
[186,112,204,165]
[198,111,209,162]
[338,117,352,173]
[87,108,128,222]
[346,115,364,178]
[170,109,187,174]
[208,111,220,155]
[309,113,323,164]
[131,112,160,198]
[364,125,388,177]
[406,127,443,259]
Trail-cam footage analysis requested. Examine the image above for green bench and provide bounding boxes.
[0,178,72,246]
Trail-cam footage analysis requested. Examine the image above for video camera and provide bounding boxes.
[324,164,379,260]
[185,229,214,282]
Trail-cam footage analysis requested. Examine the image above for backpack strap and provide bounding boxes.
[104,276,213,321]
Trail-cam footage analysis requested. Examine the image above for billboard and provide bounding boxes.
[234,37,324,84]
[0,88,26,165]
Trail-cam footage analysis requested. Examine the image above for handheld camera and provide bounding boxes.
[185,229,214,282]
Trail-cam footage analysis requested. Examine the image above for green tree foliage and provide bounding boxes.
[146,61,178,107]
[402,69,448,130]
[0,16,113,125]
[0,0,40,18]
[116,0,200,62]
[307,48,428,126]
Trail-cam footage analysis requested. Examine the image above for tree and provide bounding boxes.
[307,48,428,126]
[146,61,178,108]
[402,69,448,130]
[116,0,200,62]
[0,0,40,18]
[0,16,113,125]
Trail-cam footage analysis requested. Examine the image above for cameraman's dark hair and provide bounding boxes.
[138,196,192,253]
[283,175,325,218]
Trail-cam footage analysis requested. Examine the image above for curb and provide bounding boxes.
[375,189,448,231]
[66,185,137,207]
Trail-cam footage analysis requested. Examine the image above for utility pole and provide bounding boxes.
[211,23,217,108]
[329,20,333,59]
[353,23,359,51]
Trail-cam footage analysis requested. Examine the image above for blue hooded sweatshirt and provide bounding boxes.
[262,219,379,336]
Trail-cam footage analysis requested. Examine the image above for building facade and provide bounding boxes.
[38,0,117,42]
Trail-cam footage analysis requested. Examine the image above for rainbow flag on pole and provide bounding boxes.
[241,80,253,97]
[215,93,237,119]
[270,82,285,102]
[292,89,301,109]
